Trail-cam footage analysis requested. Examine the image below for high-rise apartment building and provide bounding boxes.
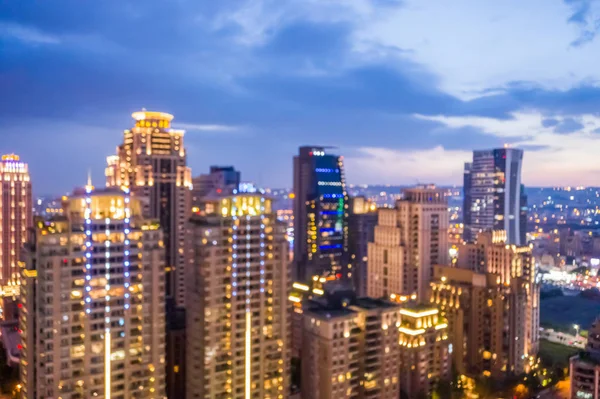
[348,196,378,296]
[431,265,537,378]
[106,110,192,306]
[186,190,289,399]
[368,185,448,301]
[19,186,166,399]
[570,318,600,399]
[301,297,402,399]
[191,166,241,207]
[463,148,525,245]
[457,230,539,355]
[0,154,32,292]
[397,303,451,398]
[293,146,348,282]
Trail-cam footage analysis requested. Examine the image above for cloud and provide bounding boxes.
[356,0,600,97]
[565,0,600,47]
[0,22,60,44]
[411,111,600,185]
[175,123,241,132]
[3,0,600,190]
[346,146,470,185]
[554,117,585,133]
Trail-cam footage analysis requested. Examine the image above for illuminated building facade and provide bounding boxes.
[368,185,448,301]
[431,265,537,378]
[301,297,402,399]
[463,148,525,245]
[186,191,289,399]
[570,318,600,399]
[19,187,166,399]
[293,146,348,282]
[0,154,32,292]
[457,230,540,355]
[348,196,378,296]
[396,303,451,398]
[106,110,192,307]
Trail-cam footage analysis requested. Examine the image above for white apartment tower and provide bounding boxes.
[106,110,192,306]
[368,186,448,301]
[19,186,166,399]
[186,190,289,399]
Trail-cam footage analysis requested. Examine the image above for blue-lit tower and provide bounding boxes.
[293,146,348,282]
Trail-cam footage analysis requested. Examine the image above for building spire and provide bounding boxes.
[86,169,94,192]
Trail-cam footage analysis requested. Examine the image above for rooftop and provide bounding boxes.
[305,306,356,320]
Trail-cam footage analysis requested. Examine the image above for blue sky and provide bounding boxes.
[2,0,600,194]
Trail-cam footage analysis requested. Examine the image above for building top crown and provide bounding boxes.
[131,110,174,122]
[2,154,20,161]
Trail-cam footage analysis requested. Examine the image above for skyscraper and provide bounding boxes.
[186,189,289,399]
[293,146,348,282]
[463,148,525,245]
[106,110,192,306]
[431,265,538,378]
[0,154,32,292]
[368,185,448,301]
[20,186,166,399]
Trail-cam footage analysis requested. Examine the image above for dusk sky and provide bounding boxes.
[2,0,600,195]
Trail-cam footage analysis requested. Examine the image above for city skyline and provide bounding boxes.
[3,1,600,194]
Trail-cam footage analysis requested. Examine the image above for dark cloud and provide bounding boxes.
[554,117,585,134]
[542,118,560,127]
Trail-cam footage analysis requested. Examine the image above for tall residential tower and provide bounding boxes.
[20,186,166,399]
[186,189,289,399]
[368,185,449,301]
[293,146,348,282]
[106,110,192,306]
[0,154,32,293]
[463,148,525,245]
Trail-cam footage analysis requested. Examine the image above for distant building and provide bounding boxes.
[0,154,32,291]
[570,318,600,399]
[186,190,289,399]
[20,186,166,399]
[520,184,528,245]
[293,146,348,282]
[301,296,402,399]
[191,165,241,206]
[463,148,525,245]
[348,196,378,296]
[431,263,538,378]
[397,302,451,398]
[457,230,540,356]
[368,185,448,301]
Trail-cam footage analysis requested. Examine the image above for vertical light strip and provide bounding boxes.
[123,191,131,311]
[105,328,111,399]
[84,188,93,315]
[104,216,112,398]
[245,211,252,397]
[245,311,251,399]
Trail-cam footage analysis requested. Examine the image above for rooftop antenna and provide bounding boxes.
[86,169,94,192]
